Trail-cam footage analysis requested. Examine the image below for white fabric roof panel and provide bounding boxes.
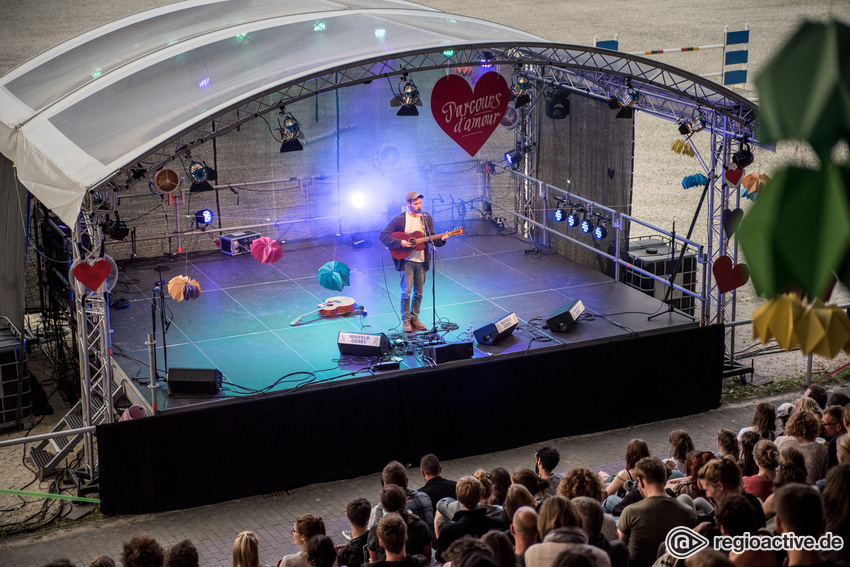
[0,0,543,225]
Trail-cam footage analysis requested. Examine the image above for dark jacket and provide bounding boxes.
[379,212,444,271]
[421,477,457,514]
[436,507,505,562]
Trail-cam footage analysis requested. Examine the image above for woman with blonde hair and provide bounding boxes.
[233,531,259,567]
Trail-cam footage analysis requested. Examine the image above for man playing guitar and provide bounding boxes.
[379,192,450,333]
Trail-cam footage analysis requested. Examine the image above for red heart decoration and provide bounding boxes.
[713,255,750,294]
[73,260,112,292]
[430,72,510,156]
[725,168,744,187]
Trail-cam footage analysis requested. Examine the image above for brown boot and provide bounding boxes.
[402,320,413,333]
[411,318,428,331]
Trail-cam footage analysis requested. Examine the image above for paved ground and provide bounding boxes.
[2,387,847,567]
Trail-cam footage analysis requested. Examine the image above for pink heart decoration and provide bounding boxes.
[430,72,510,156]
[713,255,750,294]
[721,208,744,237]
[725,168,744,187]
[73,260,112,292]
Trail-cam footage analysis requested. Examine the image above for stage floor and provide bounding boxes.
[109,226,697,410]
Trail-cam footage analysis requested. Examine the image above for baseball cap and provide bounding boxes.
[776,402,793,419]
[406,191,424,202]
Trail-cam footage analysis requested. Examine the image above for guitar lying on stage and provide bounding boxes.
[389,227,464,260]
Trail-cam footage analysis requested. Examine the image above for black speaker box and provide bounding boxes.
[168,368,222,394]
[422,341,473,364]
[473,312,519,346]
[546,299,585,333]
[338,332,391,357]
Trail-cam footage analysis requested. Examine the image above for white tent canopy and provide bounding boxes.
[0,0,546,225]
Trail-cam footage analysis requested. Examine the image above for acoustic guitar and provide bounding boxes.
[389,227,464,260]
[290,296,356,326]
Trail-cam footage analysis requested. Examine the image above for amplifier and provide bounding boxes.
[338,332,391,357]
[167,367,222,394]
[220,231,261,256]
[422,341,473,364]
[473,312,519,346]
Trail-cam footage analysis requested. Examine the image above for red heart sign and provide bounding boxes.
[713,255,750,294]
[430,72,509,157]
[73,260,112,292]
[725,168,744,187]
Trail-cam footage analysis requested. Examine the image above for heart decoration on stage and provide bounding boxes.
[713,255,750,294]
[721,208,744,237]
[725,167,744,187]
[73,260,113,292]
[430,71,510,157]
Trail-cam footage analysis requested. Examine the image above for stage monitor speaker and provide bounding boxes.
[338,332,391,357]
[168,367,222,394]
[546,299,585,333]
[474,312,519,346]
[422,341,473,364]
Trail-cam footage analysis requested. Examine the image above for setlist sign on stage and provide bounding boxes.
[430,72,510,156]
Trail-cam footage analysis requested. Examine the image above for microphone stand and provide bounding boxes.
[424,215,439,335]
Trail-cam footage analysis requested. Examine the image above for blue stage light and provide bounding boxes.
[195,209,213,227]
[554,207,565,222]
[566,210,579,228]
[594,221,608,240]
[580,216,592,233]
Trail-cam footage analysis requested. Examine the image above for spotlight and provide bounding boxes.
[510,71,532,108]
[545,88,570,119]
[102,212,129,240]
[593,220,608,240]
[504,149,523,168]
[151,167,182,194]
[189,160,215,192]
[390,75,422,116]
[194,209,214,228]
[554,207,566,222]
[678,110,707,136]
[732,139,754,169]
[479,50,494,68]
[609,83,638,119]
[279,111,304,152]
[580,214,592,234]
[566,208,579,228]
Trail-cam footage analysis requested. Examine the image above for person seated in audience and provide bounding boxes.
[716,429,740,460]
[369,461,433,535]
[557,468,617,542]
[742,440,779,502]
[436,470,502,534]
[511,506,539,567]
[420,454,457,515]
[804,385,828,410]
[738,431,761,477]
[773,484,833,567]
[436,476,506,561]
[697,458,765,528]
[821,406,847,469]
[278,514,326,567]
[774,410,827,484]
[776,403,794,434]
[166,540,199,567]
[368,485,431,562]
[512,468,551,505]
[667,451,718,499]
[668,430,695,476]
[821,464,850,567]
[761,447,808,519]
[552,546,608,567]
[715,495,775,567]
[826,392,850,408]
[570,497,628,567]
[535,446,564,497]
[89,557,115,567]
[618,457,695,567]
[600,439,651,514]
[839,433,850,464]
[501,483,537,526]
[738,403,777,442]
[482,530,518,567]
[233,531,261,567]
[442,537,495,567]
[122,534,165,567]
[490,468,512,507]
[308,535,337,567]
[525,496,610,567]
[684,549,734,567]
[791,396,822,418]
[338,498,371,567]
[370,513,428,567]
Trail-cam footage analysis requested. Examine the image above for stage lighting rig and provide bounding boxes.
[553,196,568,222]
[390,74,423,116]
[545,87,570,119]
[566,207,580,228]
[593,218,609,240]
[504,148,523,169]
[678,110,707,136]
[279,110,305,152]
[188,159,216,192]
[732,137,754,169]
[194,208,214,228]
[510,69,532,108]
[608,80,639,119]
[102,212,129,240]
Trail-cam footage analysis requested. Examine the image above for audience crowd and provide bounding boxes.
[42,386,850,567]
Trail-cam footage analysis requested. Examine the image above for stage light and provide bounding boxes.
[479,50,494,68]
[350,192,366,209]
[504,149,523,168]
[374,28,386,41]
[593,220,608,240]
[195,209,213,228]
[189,160,216,192]
[390,75,422,116]
[313,21,326,31]
[102,212,129,240]
[443,49,455,57]
[733,139,754,169]
[280,111,304,152]
[554,207,566,222]
[152,167,182,194]
[566,209,579,228]
[545,88,570,119]
[609,82,639,119]
[678,110,707,136]
[510,71,532,108]
[580,215,592,234]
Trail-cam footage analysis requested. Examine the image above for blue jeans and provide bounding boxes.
[400,260,426,321]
